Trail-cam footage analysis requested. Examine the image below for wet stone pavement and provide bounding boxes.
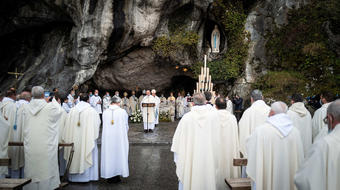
[64,121,179,190]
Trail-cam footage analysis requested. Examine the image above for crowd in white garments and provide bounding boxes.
[0,86,339,190]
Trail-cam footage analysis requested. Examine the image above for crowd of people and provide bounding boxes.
[0,86,339,190]
[171,90,339,190]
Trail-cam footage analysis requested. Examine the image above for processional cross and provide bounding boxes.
[8,67,24,87]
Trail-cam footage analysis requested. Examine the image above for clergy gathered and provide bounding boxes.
[0,85,339,190]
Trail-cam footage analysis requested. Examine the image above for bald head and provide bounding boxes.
[20,91,32,101]
[193,93,206,106]
[269,101,288,116]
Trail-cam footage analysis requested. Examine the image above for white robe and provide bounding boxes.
[312,102,331,142]
[67,94,75,108]
[176,97,185,119]
[226,99,233,114]
[287,102,312,156]
[121,97,131,116]
[217,110,241,189]
[239,100,270,157]
[129,95,138,113]
[62,101,100,182]
[22,99,62,190]
[101,105,129,178]
[141,95,156,130]
[62,102,71,113]
[102,95,111,111]
[171,106,222,190]
[295,124,340,190]
[246,114,304,190]
[153,96,160,124]
[0,97,22,177]
[0,115,10,178]
[90,95,102,114]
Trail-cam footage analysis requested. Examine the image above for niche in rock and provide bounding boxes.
[204,20,226,53]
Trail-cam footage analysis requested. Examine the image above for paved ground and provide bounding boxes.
[65,122,179,190]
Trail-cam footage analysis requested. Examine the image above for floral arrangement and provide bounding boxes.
[159,111,171,122]
[130,110,142,123]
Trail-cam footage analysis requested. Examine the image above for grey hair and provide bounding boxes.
[111,96,121,103]
[327,99,340,121]
[20,91,31,101]
[271,101,288,114]
[151,89,156,93]
[31,86,44,99]
[251,89,263,101]
[193,93,206,106]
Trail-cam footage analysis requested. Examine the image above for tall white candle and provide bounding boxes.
[204,55,207,69]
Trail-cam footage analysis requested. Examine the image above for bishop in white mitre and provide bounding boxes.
[102,91,111,111]
[129,91,138,113]
[312,92,334,142]
[22,86,63,190]
[287,94,312,156]
[101,96,129,183]
[151,89,160,125]
[295,100,340,190]
[141,90,157,133]
[0,89,22,178]
[239,90,270,158]
[0,115,9,179]
[63,93,101,182]
[246,101,304,190]
[171,93,222,190]
[215,97,240,189]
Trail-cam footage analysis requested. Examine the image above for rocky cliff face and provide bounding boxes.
[0,0,318,97]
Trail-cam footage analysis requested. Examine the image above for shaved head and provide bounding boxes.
[270,101,288,116]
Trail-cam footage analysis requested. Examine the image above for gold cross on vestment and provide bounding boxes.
[8,67,24,79]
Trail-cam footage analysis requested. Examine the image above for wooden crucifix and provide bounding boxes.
[8,67,24,87]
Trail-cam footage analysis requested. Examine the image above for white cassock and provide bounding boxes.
[287,102,312,156]
[176,97,185,119]
[171,105,222,190]
[295,124,340,190]
[312,102,331,142]
[102,95,111,111]
[63,101,100,182]
[0,97,23,178]
[168,97,176,119]
[129,95,138,113]
[101,105,129,178]
[121,97,131,116]
[90,95,102,114]
[0,116,10,178]
[141,95,156,130]
[217,109,240,189]
[62,102,71,113]
[11,100,29,178]
[22,99,62,190]
[153,96,160,125]
[246,113,304,190]
[239,100,270,157]
[226,99,233,114]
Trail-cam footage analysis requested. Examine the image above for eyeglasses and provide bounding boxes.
[323,116,328,124]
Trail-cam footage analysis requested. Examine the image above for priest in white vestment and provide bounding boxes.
[239,89,270,158]
[0,90,22,178]
[295,100,340,190]
[171,93,222,190]
[121,92,131,116]
[246,101,304,190]
[168,92,176,122]
[152,89,160,125]
[176,93,185,119]
[141,90,157,133]
[312,92,334,142]
[90,89,102,115]
[67,90,76,108]
[101,96,129,183]
[63,93,101,182]
[215,97,240,189]
[22,86,63,190]
[129,91,138,113]
[102,92,111,111]
[287,94,312,156]
[0,115,9,179]
[226,96,233,114]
